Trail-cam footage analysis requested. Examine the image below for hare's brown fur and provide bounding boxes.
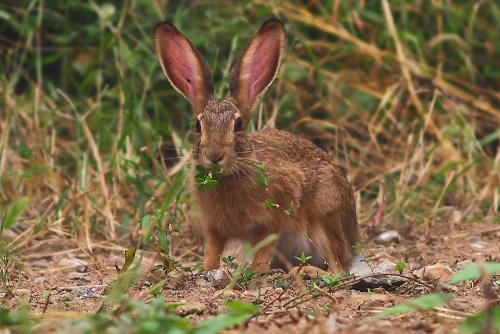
[189,122,358,272]
[154,19,359,273]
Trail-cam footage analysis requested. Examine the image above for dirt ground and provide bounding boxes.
[2,219,499,333]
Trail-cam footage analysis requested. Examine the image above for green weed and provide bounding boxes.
[195,165,223,190]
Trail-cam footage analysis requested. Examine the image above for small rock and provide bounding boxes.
[76,266,89,273]
[375,230,401,244]
[372,259,396,274]
[470,241,488,251]
[176,302,206,316]
[206,269,227,284]
[350,259,403,291]
[57,258,88,271]
[34,276,45,284]
[195,269,229,289]
[67,272,92,282]
[349,254,373,276]
[410,262,424,271]
[414,263,454,282]
[73,287,98,299]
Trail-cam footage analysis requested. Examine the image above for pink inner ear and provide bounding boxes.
[248,31,281,99]
[160,31,197,100]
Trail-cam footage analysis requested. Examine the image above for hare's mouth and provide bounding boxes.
[198,154,229,170]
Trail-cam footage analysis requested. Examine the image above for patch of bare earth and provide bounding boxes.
[2,221,499,333]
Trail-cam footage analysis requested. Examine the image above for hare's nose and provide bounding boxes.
[207,152,224,164]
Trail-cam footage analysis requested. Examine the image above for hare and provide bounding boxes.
[154,18,358,274]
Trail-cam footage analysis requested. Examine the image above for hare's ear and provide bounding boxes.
[154,23,213,115]
[230,19,286,118]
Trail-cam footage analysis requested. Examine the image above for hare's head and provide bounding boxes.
[154,19,285,171]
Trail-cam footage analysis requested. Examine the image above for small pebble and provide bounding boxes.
[372,259,396,274]
[470,241,487,251]
[375,230,401,244]
[57,258,88,272]
[195,269,229,289]
[73,287,98,299]
[67,272,92,282]
[76,266,89,273]
[34,276,45,284]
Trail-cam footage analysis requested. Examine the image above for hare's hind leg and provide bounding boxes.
[319,207,358,273]
[310,164,359,273]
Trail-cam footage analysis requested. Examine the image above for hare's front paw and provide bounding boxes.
[204,255,220,271]
[289,265,330,277]
[203,233,226,271]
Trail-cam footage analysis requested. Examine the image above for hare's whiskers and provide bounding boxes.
[157,156,185,161]
[159,146,192,152]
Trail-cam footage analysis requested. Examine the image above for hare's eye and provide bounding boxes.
[234,117,243,132]
[195,120,201,133]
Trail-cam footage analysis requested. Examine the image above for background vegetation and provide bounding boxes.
[0,0,498,332]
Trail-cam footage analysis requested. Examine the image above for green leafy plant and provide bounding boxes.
[451,262,500,334]
[264,198,279,209]
[152,171,186,275]
[0,197,29,238]
[222,256,238,269]
[294,252,313,274]
[295,252,313,266]
[237,266,256,285]
[195,165,223,190]
[256,162,271,187]
[450,262,500,284]
[319,273,349,289]
[459,306,500,334]
[394,260,406,274]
